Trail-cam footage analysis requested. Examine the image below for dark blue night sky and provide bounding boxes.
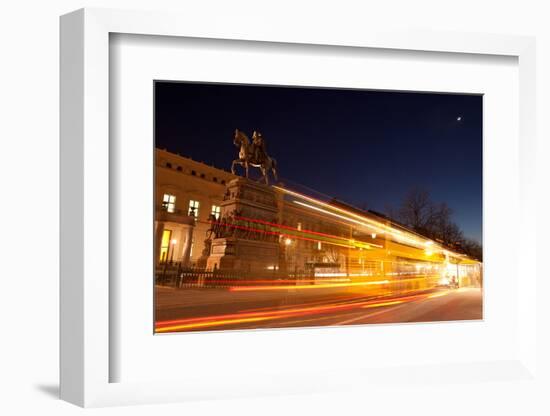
[155,82,482,243]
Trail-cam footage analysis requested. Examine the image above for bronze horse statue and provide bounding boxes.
[231,129,278,185]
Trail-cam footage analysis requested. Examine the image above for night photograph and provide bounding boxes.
[153,81,483,333]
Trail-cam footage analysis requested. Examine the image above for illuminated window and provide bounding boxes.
[159,229,172,262]
[162,193,176,213]
[297,222,302,231]
[211,205,221,220]
[317,241,322,250]
[188,200,200,217]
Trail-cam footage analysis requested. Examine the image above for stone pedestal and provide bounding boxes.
[206,178,280,273]
[208,238,280,272]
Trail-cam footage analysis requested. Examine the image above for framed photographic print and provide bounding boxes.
[60,8,539,408]
[152,81,483,335]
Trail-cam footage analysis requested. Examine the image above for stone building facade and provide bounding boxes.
[155,148,236,266]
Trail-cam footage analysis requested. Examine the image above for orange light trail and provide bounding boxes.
[273,185,391,232]
[229,279,390,292]
[293,200,421,248]
[362,300,404,308]
[427,292,449,299]
[155,290,450,333]
[233,215,380,248]
[275,186,472,261]
[157,316,273,332]
[200,219,374,250]
[228,276,433,292]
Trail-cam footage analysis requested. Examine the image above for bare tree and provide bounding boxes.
[392,188,470,249]
[461,238,483,261]
[397,187,434,233]
[429,202,463,244]
[434,219,464,245]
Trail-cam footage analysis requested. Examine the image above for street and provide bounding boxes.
[155,285,483,333]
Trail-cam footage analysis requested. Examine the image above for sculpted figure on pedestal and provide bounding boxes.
[231,129,278,185]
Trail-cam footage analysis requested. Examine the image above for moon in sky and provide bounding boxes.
[457,116,462,121]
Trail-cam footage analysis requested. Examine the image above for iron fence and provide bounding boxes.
[155,262,314,289]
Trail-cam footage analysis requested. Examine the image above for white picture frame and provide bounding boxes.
[60,8,538,408]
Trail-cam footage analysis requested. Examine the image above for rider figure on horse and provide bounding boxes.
[251,130,267,165]
[232,128,278,184]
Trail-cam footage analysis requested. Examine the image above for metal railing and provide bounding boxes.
[155,262,481,290]
[155,262,314,289]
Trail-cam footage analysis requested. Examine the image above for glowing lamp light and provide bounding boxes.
[171,239,177,245]
[285,238,292,246]
[371,233,377,239]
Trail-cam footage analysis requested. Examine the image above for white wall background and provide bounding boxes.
[1,1,548,415]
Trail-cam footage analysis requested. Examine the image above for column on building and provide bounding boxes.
[178,224,194,267]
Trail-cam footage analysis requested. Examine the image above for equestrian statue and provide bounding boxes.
[231,129,278,185]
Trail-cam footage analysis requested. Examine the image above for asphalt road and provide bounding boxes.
[155,286,483,333]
